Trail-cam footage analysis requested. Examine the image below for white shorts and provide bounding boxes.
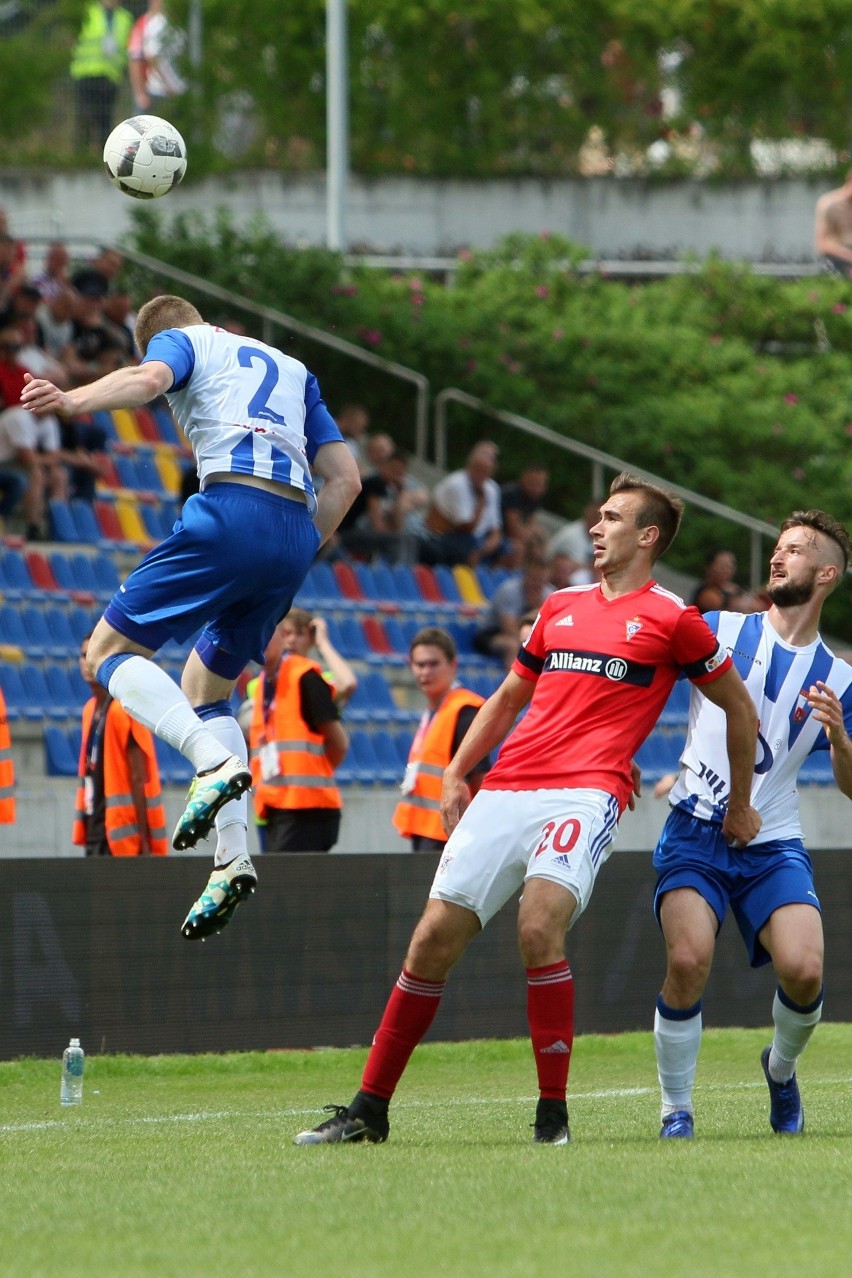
[429,787,621,928]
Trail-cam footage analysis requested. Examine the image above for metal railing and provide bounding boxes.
[434,387,779,586]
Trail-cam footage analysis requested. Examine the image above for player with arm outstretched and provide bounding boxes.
[653,509,852,1140]
[21,294,361,939]
[293,472,760,1148]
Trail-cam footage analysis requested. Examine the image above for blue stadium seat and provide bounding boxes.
[44,725,79,777]
[659,679,692,728]
[92,553,121,593]
[149,403,181,446]
[382,615,410,657]
[799,750,835,786]
[634,732,683,783]
[0,549,36,599]
[371,730,405,784]
[68,554,101,594]
[45,664,81,717]
[114,453,145,490]
[42,604,79,652]
[69,499,107,547]
[346,670,410,724]
[0,606,28,650]
[19,664,52,719]
[48,501,80,544]
[48,551,77,591]
[134,451,166,494]
[369,560,406,607]
[90,410,117,442]
[392,729,413,767]
[432,564,464,604]
[154,737,194,786]
[0,662,29,720]
[20,606,61,658]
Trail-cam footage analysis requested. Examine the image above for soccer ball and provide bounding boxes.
[103,115,187,200]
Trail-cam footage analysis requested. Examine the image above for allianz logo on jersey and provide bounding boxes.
[543,649,655,686]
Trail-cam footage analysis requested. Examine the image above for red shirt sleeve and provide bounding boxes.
[671,606,732,684]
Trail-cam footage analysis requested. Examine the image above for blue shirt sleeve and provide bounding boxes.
[142,330,195,391]
[304,372,344,464]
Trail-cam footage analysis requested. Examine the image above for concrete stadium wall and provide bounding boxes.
[4,851,851,1061]
[0,170,830,260]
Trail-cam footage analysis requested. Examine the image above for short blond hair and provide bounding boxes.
[134,294,204,354]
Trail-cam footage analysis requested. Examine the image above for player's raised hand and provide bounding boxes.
[20,372,70,416]
[807,681,848,746]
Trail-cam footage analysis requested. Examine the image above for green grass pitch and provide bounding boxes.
[2,1025,852,1278]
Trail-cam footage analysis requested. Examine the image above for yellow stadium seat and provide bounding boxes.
[452,564,487,605]
[154,446,182,496]
[116,496,154,548]
[111,408,144,444]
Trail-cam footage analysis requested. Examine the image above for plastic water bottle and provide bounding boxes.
[60,1038,85,1106]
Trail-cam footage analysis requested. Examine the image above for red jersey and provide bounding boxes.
[483,579,731,811]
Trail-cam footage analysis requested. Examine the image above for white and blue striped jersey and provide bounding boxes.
[143,325,343,517]
[669,610,852,843]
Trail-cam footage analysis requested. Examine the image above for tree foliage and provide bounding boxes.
[7,0,852,176]
[125,211,852,630]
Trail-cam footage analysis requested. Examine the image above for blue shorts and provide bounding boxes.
[653,806,820,968]
[104,483,321,678]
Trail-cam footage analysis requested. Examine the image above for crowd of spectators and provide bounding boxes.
[0,216,142,539]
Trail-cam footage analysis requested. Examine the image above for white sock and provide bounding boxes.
[106,656,230,773]
[201,712,249,867]
[655,998,702,1117]
[768,987,823,1082]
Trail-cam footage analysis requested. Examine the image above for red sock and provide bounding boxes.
[527,961,574,1101]
[361,967,445,1100]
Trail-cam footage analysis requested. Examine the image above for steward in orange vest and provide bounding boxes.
[393,627,491,852]
[0,685,15,825]
[73,696,168,856]
[249,618,349,851]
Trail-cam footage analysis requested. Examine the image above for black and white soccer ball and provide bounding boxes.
[103,115,187,200]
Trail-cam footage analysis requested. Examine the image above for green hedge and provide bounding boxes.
[124,212,852,633]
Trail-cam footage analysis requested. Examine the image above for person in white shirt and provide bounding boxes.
[652,508,852,1140]
[418,439,503,567]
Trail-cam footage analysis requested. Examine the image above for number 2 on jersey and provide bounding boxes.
[238,346,286,426]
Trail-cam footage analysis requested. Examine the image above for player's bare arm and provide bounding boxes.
[20,362,174,416]
[440,670,534,833]
[311,440,362,546]
[699,666,762,847]
[807,680,852,798]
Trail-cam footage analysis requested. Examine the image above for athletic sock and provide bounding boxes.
[526,961,574,1102]
[102,655,229,773]
[195,702,249,867]
[359,967,445,1101]
[768,986,823,1082]
[655,995,702,1117]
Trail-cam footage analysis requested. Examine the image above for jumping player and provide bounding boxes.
[294,472,761,1147]
[652,509,852,1139]
[20,294,360,939]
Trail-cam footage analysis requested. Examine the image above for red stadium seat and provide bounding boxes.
[24,550,60,591]
[332,560,365,602]
[412,563,446,604]
[362,615,394,656]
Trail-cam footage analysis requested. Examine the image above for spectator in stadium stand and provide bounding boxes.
[73,634,168,856]
[32,243,71,304]
[472,553,552,668]
[362,431,396,473]
[0,320,67,539]
[71,247,125,301]
[500,462,550,568]
[64,280,132,384]
[547,549,596,590]
[651,509,852,1140]
[37,287,77,362]
[691,547,762,615]
[339,447,428,564]
[814,169,852,278]
[0,233,27,316]
[248,609,353,852]
[20,292,361,942]
[337,402,371,473]
[546,498,599,577]
[0,682,15,826]
[393,627,491,852]
[69,0,133,151]
[417,439,504,568]
[293,472,760,1148]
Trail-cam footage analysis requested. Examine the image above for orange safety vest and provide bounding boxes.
[249,653,342,817]
[73,698,168,855]
[0,687,15,824]
[393,687,484,843]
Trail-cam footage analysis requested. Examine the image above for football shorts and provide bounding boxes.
[429,786,621,927]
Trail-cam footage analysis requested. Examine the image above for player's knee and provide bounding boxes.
[517,915,564,968]
[666,939,712,989]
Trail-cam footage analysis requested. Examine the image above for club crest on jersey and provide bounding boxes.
[626,617,642,640]
[793,689,809,722]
